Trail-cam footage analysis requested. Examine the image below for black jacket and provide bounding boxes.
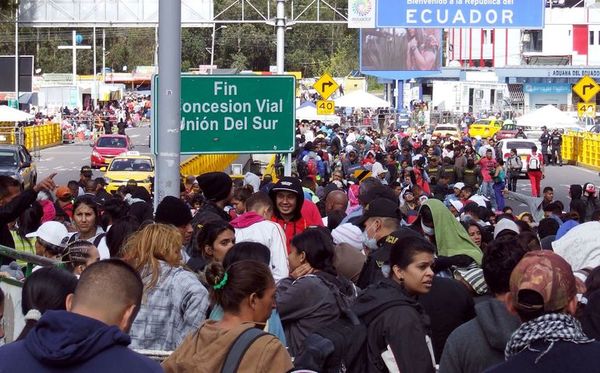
[569,185,586,223]
[353,278,436,373]
[0,189,37,264]
[418,277,476,362]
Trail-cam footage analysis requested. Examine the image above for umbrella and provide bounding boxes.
[514,105,581,130]
[0,105,34,122]
[334,91,390,109]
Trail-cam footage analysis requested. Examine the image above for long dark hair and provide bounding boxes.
[16,202,43,242]
[18,267,78,341]
[196,221,235,258]
[291,228,337,276]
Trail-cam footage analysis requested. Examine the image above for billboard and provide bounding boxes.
[376,0,545,29]
[0,56,34,93]
[19,0,213,27]
[361,28,442,72]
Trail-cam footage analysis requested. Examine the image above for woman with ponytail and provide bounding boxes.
[17,267,78,341]
[162,260,292,373]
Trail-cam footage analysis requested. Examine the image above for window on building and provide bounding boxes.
[590,30,595,45]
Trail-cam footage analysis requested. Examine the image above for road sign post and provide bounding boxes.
[152,75,296,154]
[573,75,600,103]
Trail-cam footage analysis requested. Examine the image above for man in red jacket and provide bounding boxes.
[269,177,323,252]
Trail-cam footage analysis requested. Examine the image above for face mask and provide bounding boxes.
[362,222,379,250]
[421,221,435,236]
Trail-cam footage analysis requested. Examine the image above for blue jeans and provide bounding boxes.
[480,181,497,210]
[494,181,506,210]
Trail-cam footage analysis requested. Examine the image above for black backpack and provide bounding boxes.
[293,300,406,373]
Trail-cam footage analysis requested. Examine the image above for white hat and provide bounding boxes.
[449,200,464,212]
[453,182,465,190]
[493,218,520,239]
[26,221,69,248]
[468,195,489,207]
[331,223,363,251]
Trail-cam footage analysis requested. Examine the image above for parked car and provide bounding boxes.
[103,152,154,194]
[432,124,462,139]
[0,145,37,190]
[90,134,133,168]
[468,118,503,139]
[495,138,541,175]
[494,120,519,140]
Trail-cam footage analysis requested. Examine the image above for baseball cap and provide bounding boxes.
[356,198,401,227]
[55,186,72,199]
[80,166,93,177]
[453,182,465,190]
[449,200,463,212]
[493,218,520,239]
[26,221,69,249]
[510,250,576,313]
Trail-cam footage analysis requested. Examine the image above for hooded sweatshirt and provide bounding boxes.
[420,199,483,264]
[439,298,521,373]
[231,211,289,282]
[162,321,293,373]
[269,177,321,251]
[352,278,436,373]
[0,310,162,372]
[569,184,586,223]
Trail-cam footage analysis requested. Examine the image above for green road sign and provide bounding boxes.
[152,75,296,154]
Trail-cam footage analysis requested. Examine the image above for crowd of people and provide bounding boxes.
[0,119,597,372]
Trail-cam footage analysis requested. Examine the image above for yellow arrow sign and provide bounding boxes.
[314,73,339,100]
[578,102,596,118]
[316,100,335,115]
[573,75,600,103]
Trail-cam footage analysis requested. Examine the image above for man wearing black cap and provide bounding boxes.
[356,197,415,289]
[94,177,111,205]
[78,166,93,197]
[268,176,323,251]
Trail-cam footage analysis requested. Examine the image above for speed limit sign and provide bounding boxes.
[317,100,335,115]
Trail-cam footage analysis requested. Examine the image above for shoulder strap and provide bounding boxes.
[221,327,267,373]
[93,233,106,247]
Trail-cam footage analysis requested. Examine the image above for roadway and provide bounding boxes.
[35,126,152,186]
[506,164,600,214]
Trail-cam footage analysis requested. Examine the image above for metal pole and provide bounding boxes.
[155,0,182,203]
[276,0,285,75]
[72,30,77,85]
[276,0,291,176]
[210,23,216,73]
[93,26,97,109]
[154,26,159,72]
[102,29,106,83]
[14,0,19,109]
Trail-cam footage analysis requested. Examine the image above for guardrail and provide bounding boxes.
[0,123,62,151]
[179,154,239,176]
[562,132,600,170]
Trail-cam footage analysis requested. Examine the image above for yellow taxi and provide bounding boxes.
[468,118,503,139]
[102,152,154,194]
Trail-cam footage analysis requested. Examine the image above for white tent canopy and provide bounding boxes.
[514,105,582,130]
[334,91,391,109]
[0,105,34,122]
[296,104,341,124]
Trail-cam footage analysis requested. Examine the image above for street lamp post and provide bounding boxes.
[209,25,227,73]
